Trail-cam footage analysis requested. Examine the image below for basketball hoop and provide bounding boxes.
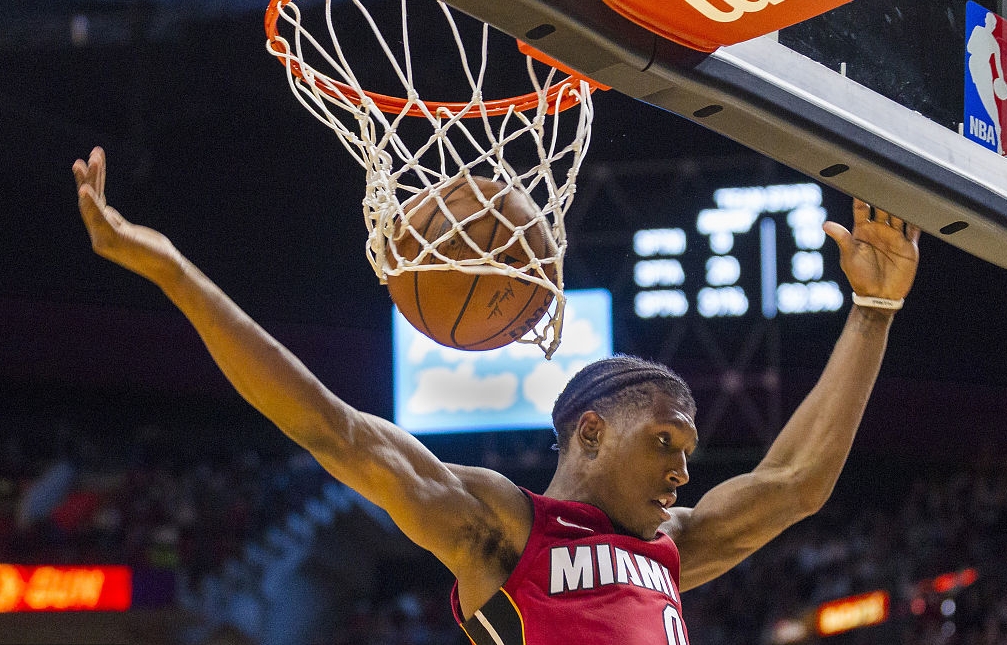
[264,0,598,358]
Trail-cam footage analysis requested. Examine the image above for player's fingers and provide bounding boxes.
[72,159,88,189]
[823,221,853,255]
[905,222,922,245]
[77,184,107,227]
[877,211,921,244]
[852,198,871,225]
[867,204,895,225]
[79,183,127,227]
[77,183,96,214]
[90,147,106,197]
[79,149,100,193]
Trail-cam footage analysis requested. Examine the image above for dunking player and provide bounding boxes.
[74,146,920,643]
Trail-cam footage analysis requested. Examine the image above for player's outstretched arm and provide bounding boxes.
[73,147,531,592]
[665,199,920,592]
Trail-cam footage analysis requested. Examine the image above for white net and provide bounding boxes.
[266,0,595,358]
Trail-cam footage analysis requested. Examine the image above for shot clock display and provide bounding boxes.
[632,182,844,320]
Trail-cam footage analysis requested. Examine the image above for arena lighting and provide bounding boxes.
[815,590,890,637]
[0,564,131,612]
[920,568,979,595]
[769,618,811,644]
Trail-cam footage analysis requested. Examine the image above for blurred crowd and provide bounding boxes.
[3,410,1007,644]
[0,418,302,590]
[685,453,1007,645]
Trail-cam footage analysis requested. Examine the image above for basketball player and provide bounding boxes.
[74,146,920,644]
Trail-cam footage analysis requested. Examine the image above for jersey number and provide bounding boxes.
[664,604,688,645]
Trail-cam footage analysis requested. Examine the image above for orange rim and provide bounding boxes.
[265,0,599,117]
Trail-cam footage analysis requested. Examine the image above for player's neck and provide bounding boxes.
[543,458,602,506]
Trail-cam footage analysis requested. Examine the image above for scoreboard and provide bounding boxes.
[632,182,845,320]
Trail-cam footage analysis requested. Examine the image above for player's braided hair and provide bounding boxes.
[551,355,695,452]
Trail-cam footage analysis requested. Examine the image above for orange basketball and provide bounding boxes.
[386,177,556,351]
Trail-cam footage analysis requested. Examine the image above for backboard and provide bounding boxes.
[442,0,1007,269]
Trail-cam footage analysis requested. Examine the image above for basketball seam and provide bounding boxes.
[413,181,471,339]
[449,192,505,347]
[449,192,550,350]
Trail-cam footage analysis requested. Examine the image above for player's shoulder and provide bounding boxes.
[446,463,530,514]
[445,462,531,519]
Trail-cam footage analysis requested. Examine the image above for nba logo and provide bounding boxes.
[965,1,1007,155]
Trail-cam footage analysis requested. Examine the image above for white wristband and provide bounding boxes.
[852,293,904,310]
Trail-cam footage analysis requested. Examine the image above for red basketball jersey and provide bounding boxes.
[451,489,690,645]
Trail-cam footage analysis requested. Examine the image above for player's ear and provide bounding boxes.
[575,411,605,455]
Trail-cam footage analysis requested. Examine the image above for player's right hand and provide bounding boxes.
[822,198,920,304]
[73,146,182,283]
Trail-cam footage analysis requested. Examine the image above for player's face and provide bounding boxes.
[596,394,697,539]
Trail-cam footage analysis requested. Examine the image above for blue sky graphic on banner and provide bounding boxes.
[965,1,1007,154]
[393,289,613,434]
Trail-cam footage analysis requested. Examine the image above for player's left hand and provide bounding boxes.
[824,198,921,301]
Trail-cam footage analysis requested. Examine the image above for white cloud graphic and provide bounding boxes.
[504,337,548,359]
[523,359,591,413]
[407,332,442,364]
[406,328,510,364]
[443,345,504,363]
[551,316,602,358]
[502,301,605,360]
[408,362,519,414]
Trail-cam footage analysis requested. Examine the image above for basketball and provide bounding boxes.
[386,177,557,351]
